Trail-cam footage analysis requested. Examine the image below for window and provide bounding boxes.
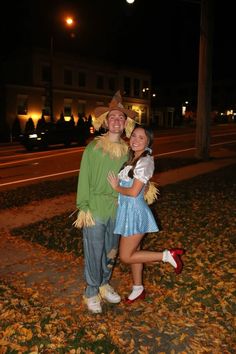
[124,77,131,96]
[78,101,86,116]
[142,80,150,98]
[64,98,72,116]
[108,77,115,91]
[64,69,73,85]
[42,96,50,116]
[140,106,147,124]
[41,64,51,82]
[134,78,140,97]
[96,75,104,89]
[17,95,28,115]
[78,72,86,87]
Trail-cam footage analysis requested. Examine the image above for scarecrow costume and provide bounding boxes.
[74,91,158,229]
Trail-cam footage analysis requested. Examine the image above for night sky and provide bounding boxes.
[1,0,235,86]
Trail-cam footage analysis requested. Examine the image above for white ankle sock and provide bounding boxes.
[128,285,144,300]
[162,250,177,268]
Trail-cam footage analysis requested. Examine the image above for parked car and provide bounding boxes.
[20,122,89,151]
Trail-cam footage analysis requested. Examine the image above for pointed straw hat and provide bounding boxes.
[93,90,138,137]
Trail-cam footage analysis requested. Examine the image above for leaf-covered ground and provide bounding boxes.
[1,164,236,353]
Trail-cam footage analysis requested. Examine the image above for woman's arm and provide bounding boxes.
[107,171,144,197]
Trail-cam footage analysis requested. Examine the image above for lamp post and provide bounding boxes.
[49,35,54,122]
[49,16,76,123]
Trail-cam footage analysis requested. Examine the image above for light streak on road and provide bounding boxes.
[0,147,85,166]
[0,169,79,187]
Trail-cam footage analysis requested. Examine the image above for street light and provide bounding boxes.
[65,16,77,38]
[49,15,77,123]
[49,35,54,122]
[65,17,74,26]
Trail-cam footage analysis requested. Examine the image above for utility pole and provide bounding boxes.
[48,17,76,123]
[49,35,54,123]
[195,0,214,160]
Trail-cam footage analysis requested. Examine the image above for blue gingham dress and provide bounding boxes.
[114,155,159,237]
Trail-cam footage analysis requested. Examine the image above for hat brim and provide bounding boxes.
[94,106,137,120]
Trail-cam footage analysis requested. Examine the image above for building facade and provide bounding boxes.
[1,47,152,140]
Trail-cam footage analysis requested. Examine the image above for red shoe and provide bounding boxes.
[123,289,146,304]
[169,249,185,274]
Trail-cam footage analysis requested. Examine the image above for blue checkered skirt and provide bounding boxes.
[114,179,159,237]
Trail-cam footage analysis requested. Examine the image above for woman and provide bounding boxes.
[107,125,184,304]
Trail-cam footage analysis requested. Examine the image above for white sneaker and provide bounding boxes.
[99,284,121,303]
[84,295,102,314]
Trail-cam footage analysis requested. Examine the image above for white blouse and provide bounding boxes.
[118,155,155,184]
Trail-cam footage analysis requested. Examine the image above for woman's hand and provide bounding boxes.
[107,171,119,190]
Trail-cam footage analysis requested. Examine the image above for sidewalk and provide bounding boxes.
[156,146,236,186]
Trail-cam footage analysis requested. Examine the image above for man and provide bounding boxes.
[74,91,137,313]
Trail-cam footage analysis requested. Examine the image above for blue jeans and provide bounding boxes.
[83,217,120,298]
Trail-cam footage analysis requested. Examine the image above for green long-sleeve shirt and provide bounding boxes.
[76,136,128,222]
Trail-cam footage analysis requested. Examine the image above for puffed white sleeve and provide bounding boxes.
[133,156,155,184]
